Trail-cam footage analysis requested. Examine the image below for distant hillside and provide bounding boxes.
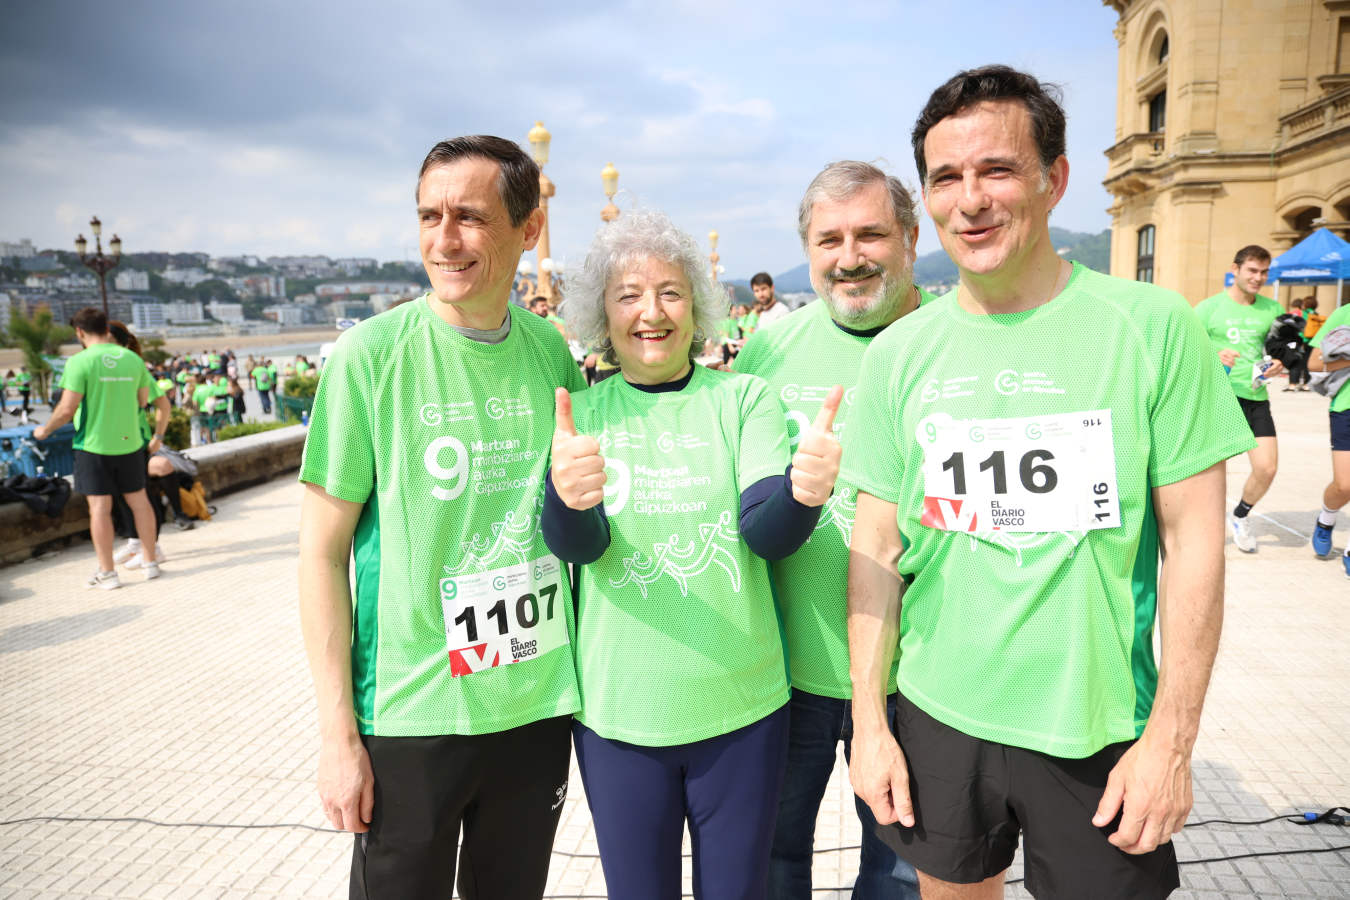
[757,227,1112,294]
[914,227,1112,287]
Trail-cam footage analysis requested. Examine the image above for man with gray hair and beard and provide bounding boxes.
[736,160,932,899]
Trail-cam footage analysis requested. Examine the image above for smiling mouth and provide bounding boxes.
[634,330,672,342]
[436,261,474,273]
[959,225,999,240]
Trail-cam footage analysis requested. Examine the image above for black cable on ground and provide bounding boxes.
[2,808,1347,896]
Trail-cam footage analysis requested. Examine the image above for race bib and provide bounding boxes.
[917,410,1120,534]
[439,555,569,677]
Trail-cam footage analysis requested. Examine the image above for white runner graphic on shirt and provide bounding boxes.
[609,510,742,598]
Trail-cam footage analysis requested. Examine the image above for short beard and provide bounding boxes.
[815,267,913,330]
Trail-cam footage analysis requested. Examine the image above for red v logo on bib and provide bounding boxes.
[921,497,979,532]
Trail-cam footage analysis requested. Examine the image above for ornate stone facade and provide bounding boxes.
[1103,0,1350,306]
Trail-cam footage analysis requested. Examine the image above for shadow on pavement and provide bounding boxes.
[0,604,145,654]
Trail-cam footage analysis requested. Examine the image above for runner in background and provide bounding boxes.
[1195,246,1283,552]
[1307,300,1350,577]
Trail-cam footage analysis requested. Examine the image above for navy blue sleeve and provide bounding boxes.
[739,465,822,561]
[542,467,610,564]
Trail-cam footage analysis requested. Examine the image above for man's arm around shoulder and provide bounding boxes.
[1093,461,1226,854]
[847,490,914,828]
[299,482,374,833]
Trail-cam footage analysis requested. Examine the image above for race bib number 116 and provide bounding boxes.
[917,409,1120,534]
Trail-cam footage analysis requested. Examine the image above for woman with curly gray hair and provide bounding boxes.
[541,208,845,897]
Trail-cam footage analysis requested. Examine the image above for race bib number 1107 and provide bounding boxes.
[917,409,1120,534]
[439,555,569,677]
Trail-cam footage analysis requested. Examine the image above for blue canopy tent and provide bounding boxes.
[1225,228,1350,307]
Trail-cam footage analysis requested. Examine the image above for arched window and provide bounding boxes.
[1136,226,1156,284]
[1158,35,1169,64]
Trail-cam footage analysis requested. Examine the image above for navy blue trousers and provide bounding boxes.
[573,703,790,899]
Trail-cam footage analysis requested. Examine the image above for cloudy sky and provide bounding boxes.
[0,0,1123,280]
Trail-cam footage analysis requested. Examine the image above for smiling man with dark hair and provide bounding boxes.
[298,135,584,900]
[844,66,1252,899]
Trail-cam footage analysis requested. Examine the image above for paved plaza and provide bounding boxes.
[0,386,1347,898]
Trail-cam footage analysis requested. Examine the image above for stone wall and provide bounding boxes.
[0,425,308,566]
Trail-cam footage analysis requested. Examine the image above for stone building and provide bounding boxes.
[1102,0,1350,307]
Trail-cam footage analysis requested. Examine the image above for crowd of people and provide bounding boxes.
[289,64,1347,900]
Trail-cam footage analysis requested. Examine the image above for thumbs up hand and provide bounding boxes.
[790,385,843,507]
[551,388,607,511]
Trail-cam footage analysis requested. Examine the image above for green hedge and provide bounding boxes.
[217,420,289,441]
[146,406,192,450]
[283,372,319,398]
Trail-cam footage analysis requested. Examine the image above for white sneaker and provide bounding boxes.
[1230,515,1257,553]
[113,540,141,564]
[86,570,121,590]
[144,562,161,581]
[124,546,167,569]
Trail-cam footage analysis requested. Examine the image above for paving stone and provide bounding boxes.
[1,388,1348,897]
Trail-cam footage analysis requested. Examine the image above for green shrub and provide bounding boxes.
[283,372,319,398]
[217,420,289,441]
[147,406,192,450]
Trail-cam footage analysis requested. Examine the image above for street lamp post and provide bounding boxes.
[708,230,720,283]
[601,162,620,223]
[527,121,558,303]
[75,215,122,316]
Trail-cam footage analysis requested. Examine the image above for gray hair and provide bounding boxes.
[564,209,728,364]
[797,161,919,248]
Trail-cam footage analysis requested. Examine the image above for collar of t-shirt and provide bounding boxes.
[449,311,511,344]
[832,319,888,338]
[626,367,695,394]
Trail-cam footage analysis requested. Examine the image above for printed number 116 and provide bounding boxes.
[1093,481,1111,521]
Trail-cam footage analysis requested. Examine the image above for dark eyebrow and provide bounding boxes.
[417,203,490,218]
[927,156,1024,182]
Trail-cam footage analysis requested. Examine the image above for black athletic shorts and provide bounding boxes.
[73,448,147,496]
[352,714,571,900]
[1236,397,1276,438]
[1331,409,1350,452]
[875,692,1179,899]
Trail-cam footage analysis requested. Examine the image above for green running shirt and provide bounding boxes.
[1194,292,1282,401]
[61,343,153,456]
[569,365,791,745]
[1311,303,1350,413]
[843,264,1253,758]
[300,297,586,736]
[735,290,936,698]
[251,366,273,392]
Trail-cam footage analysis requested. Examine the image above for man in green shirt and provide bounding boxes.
[1308,301,1350,575]
[846,66,1250,899]
[251,361,274,416]
[34,307,170,589]
[736,160,928,899]
[298,135,581,900]
[1194,246,1284,552]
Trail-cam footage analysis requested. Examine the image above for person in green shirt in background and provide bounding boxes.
[34,307,170,589]
[736,160,930,900]
[251,360,274,416]
[1308,300,1350,576]
[1194,245,1284,552]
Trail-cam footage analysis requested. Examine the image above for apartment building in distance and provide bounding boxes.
[1103,0,1350,306]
